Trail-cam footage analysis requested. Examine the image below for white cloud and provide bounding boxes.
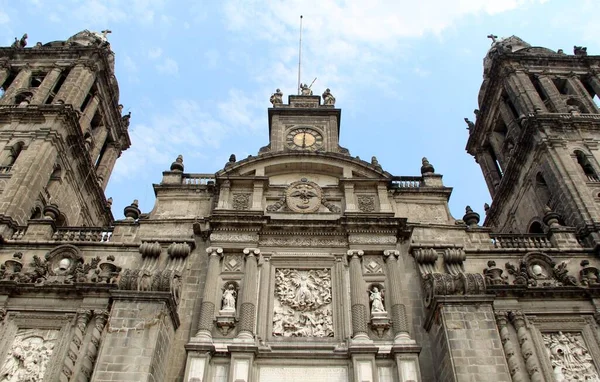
[113,90,263,180]
[156,57,179,75]
[148,47,163,59]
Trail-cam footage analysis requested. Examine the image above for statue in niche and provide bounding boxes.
[370,286,385,313]
[221,284,237,311]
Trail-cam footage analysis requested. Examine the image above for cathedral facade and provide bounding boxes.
[0,31,599,382]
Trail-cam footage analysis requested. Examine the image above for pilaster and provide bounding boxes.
[31,67,62,104]
[193,246,223,343]
[383,250,411,343]
[0,66,31,105]
[347,249,371,343]
[236,248,260,341]
[96,142,121,190]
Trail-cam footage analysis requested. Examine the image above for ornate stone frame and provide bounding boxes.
[265,255,342,343]
[528,314,600,381]
[0,311,75,381]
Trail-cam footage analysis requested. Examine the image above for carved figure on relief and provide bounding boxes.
[542,331,599,381]
[0,329,58,382]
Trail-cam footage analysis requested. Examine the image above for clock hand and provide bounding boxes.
[302,133,306,148]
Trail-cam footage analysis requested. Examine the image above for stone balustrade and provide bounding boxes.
[52,227,113,242]
[490,233,552,248]
[390,176,422,188]
[182,173,215,185]
[0,165,12,174]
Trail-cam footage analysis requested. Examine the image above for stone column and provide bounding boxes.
[79,94,100,133]
[0,140,57,224]
[256,252,272,341]
[347,249,370,342]
[587,73,600,99]
[0,66,31,105]
[476,149,502,196]
[96,142,121,190]
[237,248,260,341]
[536,75,567,113]
[90,126,108,163]
[383,250,411,343]
[0,66,8,90]
[194,247,223,342]
[77,310,108,382]
[54,63,97,109]
[62,309,92,381]
[509,311,543,382]
[31,67,62,104]
[495,311,526,382]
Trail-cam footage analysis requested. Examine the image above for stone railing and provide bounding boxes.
[0,165,12,174]
[390,176,422,188]
[10,227,26,240]
[587,174,600,182]
[183,173,215,185]
[52,227,113,242]
[490,233,552,249]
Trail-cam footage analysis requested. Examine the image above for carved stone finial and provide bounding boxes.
[464,117,475,131]
[225,154,236,168]
[543,205,561,228]
[421,157,435,175]
[484,203,490,215]
[170,154,184,172]
[10,33,28,48]
[322,88,336,105]
[371,156,382,171]
[270,89,283,105]
[463,205,480,227]
[574,46,588,56]
[124,200,141,220]
[106,197,113,208]
[484,260,508,286]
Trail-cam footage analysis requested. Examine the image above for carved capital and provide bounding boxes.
[206,247,223,257]
[383,250,400,260]
[243,248,260,257]
[494,311,510,327]
[508,311,526,328]
[347,249,364,259]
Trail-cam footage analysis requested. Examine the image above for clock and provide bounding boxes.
[286,127,323,151]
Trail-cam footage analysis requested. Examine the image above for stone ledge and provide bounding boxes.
[423,295,496,331]
[110,290,180,329]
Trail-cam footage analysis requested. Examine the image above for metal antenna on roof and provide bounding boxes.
[297,15,303,95]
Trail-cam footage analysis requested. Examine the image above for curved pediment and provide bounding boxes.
[216,152,391,181]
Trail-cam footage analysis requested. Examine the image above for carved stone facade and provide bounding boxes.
[1,32,600,382]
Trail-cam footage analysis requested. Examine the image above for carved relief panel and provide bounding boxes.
[272,268,333,338]
[542,332,600,381]
[0,328,59,381]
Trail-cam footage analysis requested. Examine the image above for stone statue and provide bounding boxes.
[270,89,283,105]
[464,117,475,131]
[370,287,385,313]
[322,88,335,105]
[574,46,588,56]
[10,34,27,49]
[221,284,237,311]
[300,83,313,96]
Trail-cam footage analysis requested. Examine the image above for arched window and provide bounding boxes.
[575,150,599,181]
[30,206,42,219]
[15,91,33,106]
[528,221,544,234]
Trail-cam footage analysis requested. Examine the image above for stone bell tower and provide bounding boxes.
[466,36,600,246]
[0,30,130,239]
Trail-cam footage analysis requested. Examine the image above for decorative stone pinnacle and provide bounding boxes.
[371,156,382,171]
[463,205,480,227]
[484,203,490,214]
[123,200,141,220]
[170,154,184,172]
[106,197,113,208]
[421,157,435,175]
[43,203,60,221]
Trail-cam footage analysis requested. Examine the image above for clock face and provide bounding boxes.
[286,127,323,151]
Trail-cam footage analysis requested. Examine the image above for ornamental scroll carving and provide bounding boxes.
[357,195,375,212]
[505,252,577,287]
[273,268,333,338]
[542,332,600,381]
[0,329,59,382]
[232,193,251,210]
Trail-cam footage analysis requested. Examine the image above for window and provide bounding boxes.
[6,142,24,167]
[575,150,599,181]
[528,221,544,234]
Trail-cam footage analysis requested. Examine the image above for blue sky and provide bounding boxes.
[2,0,599,222]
